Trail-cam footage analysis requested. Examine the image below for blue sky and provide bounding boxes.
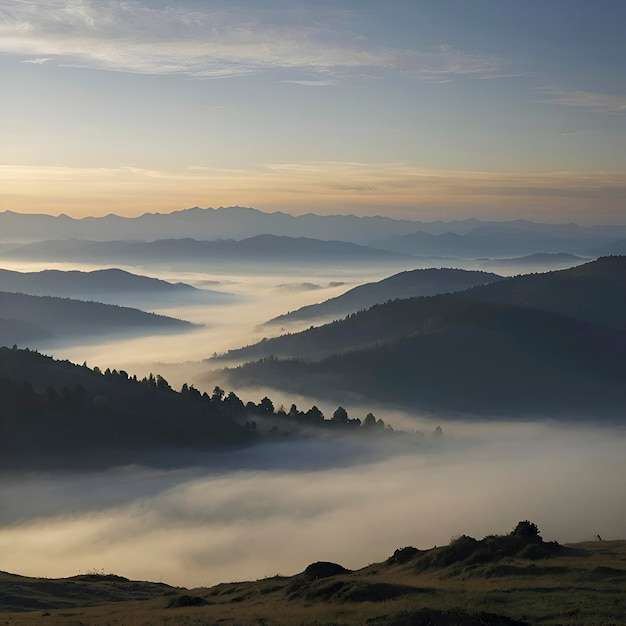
[1,0,624,222]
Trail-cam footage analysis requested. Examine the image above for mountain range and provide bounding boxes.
[0,235,412,268]
[2,206,626,257]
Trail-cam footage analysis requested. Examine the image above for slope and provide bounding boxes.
[1,524,625,625]
[0,267,226,308]
[266,268,503,326]
[0,291,196,347]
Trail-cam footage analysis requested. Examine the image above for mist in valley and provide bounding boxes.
[2,253,623,591]
[1,421,624,589]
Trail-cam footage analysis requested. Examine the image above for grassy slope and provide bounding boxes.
[1,538,625,625]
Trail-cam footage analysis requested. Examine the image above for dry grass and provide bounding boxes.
[1,540,626,625]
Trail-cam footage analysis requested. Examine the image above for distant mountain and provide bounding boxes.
[2,206,626,250]
[372,224,626,258]
[0,267,227,308]
[478,252,587,269]
[0,291,197,348]
[265,268,504,326]
[0,235,414,267]
[0,206,423,245]
[592,239,626,256]
[218,257,626,417]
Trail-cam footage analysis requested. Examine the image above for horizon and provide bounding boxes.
[2,204,626,227]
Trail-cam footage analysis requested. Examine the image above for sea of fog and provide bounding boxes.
[1,424,625,588]
[2,256,622,589]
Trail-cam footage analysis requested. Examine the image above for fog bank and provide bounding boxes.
[1,423,624,588]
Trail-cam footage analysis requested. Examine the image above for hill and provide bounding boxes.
[218,257,626,417]
[224,299,626,417]
[266,268,503,326]
[0,347,256,469]
[0,348,400,470]
[0,235,413,267]
[0,267,226,308]
[1,522,624,625]
[466,255,626,329]
[0,291,196,347]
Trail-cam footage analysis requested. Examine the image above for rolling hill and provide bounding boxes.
[265,268,503,326]
[1,523,624,625]
[0,291,197,347]
[0,267,227,308]
[218,257,626,417]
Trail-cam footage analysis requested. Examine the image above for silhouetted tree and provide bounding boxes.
[512,520,541,540]
[332,406,348,424]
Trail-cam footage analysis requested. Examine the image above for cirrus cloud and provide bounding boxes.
[0,0,503,80]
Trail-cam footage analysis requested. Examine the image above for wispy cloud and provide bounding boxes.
[537,88,626,113]
[0,1,502,81]
[21,56,51,64]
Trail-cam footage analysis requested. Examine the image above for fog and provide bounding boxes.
[1,422,625,588]
[2,255,621,589]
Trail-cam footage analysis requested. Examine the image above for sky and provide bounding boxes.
[1,0,625,223]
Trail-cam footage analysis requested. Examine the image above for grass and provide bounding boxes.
[1,539,625,625]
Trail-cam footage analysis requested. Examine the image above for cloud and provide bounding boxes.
[536,88,626,113]
[0,1,502,81]
[21,56,50,64]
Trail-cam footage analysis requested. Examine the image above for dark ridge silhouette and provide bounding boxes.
[0,291,197,346]
[266,268,503,326]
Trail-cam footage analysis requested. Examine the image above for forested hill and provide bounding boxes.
[217,256,626,363]
[0,347,253,469]
[465,255,626,329]
[266,268,503,326]
[0,348,403,470]
[220,257,626,418]
[226,302,626,418]
[0,291,196,347]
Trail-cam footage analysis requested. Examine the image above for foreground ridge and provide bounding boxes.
[1,522,625,625]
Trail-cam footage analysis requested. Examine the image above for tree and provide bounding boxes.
[211,386,225,403]
[258,396,274,414]
[332,406,348,424]
[363,412,377,427]
[512,520,541,540]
